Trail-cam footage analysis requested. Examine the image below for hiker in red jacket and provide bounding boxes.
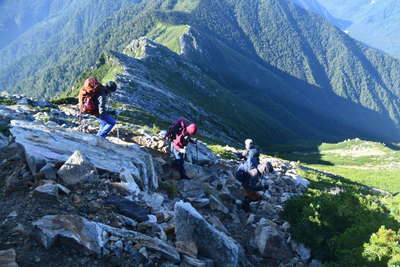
[166,118,198,179]
[78,78,121,138]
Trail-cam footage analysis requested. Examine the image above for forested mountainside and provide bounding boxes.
[317,0,400,59]
[287,0,351,29]
[1,0,400,145]
[0,0,140,68]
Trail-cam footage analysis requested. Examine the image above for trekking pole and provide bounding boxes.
[77,113,83,132]
[196,142,199,164]
[195,142,200,176]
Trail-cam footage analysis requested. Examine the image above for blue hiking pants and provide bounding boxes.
[97,114,116,138]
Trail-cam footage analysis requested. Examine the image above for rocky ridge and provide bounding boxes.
[0,93,319,266]
[109,38,241,145]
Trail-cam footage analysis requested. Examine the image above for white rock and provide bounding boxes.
[291,241,311,261]
[147,215,158,223]
[33,215,180,262]
[281,222,290,231]
[174,201,240,267]
[10,120,158,192]
[287,173,310,188]
[57,151,98,185]
[142,192,164,213]
[255,225,293,260]
[246,214,256,225]
[120,169,141,196]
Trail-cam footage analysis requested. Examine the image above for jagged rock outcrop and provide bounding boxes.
[174,201,240,267]
[110,38,240,144]
[0,95,318,266]
[10,120,158,192]
[33,215,180,262]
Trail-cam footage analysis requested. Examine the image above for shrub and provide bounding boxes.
[363,226,400,266]
[0,96,16,105]
[282,170,400,266]
[50,97,78,105]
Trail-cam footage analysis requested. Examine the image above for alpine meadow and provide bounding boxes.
[1,0,400,266]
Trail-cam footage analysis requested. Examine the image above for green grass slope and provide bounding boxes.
[278,139,400,194]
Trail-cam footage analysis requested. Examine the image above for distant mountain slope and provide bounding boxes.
[317,0,400,59]
[286,0,351,29]
[1,0,400,144]
[0,0,139,69]
[0,0,59,49]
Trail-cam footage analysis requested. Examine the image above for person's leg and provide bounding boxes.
[96,117,107,137]
[250,174,264,191]
[171,146,188,179]
[97,114,116,138]
[176,153,188,179]
[242,194,251,212]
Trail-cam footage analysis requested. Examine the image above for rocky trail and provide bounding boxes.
[0,94,320,267]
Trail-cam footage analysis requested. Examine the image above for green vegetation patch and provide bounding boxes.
[172,0,201,12]
[111,101,170,130]
[282,168,400,266]
[279,139,400,194]
[208,145,237,160]
[147,23,190,54]
[50,97,78,105]
[0,96,16,105]
[363,226,400,266]
[57,54,122,99]
[101,65,123,84]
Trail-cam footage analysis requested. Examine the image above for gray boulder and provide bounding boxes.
[186,142,218,166]
[309,259,323,267]
[174,201,240,267]
[57,151,98,185]
[291,241,311,261]
[255,223,293,260]
[209,195,229,214]
[33,184,60,201]
[33,184,70,201]
[33,215,180,262]
[0,249,18,267]
[10,120,158,192]
[39,163,57,180]
[0,133,8,149]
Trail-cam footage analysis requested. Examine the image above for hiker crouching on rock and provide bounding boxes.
[78,77,121,138]
[165,118,198,180]
[236,139,273,211]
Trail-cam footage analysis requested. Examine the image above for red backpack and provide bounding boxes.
[78,77,103,116]
[167,119,187,141]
